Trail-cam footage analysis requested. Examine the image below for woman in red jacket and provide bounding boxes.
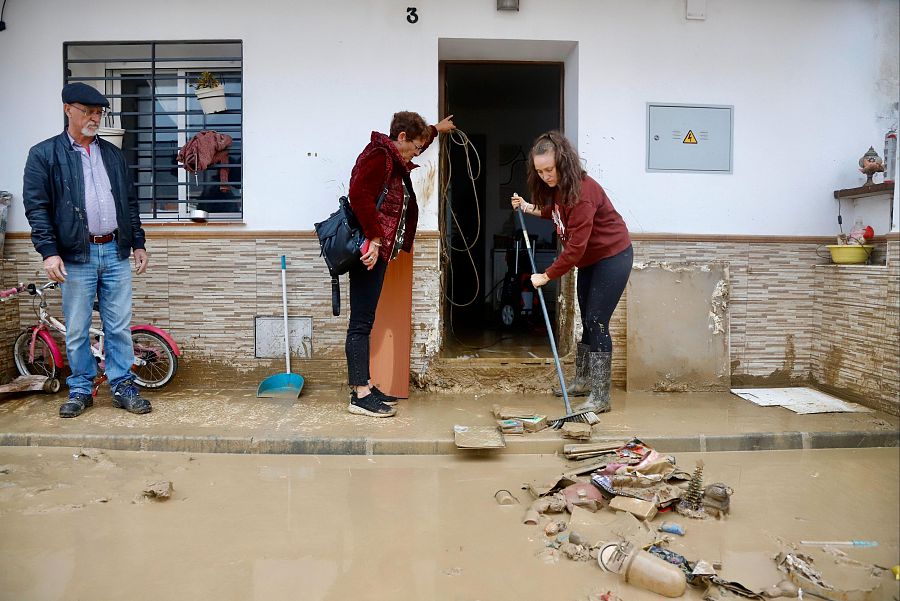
[345,111,455,418]
[511,131,632,413]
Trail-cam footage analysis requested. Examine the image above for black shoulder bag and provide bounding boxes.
[314,188,386,316]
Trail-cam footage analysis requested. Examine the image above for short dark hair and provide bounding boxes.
[389,111,430,141]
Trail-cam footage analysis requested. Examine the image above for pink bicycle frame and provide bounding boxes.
[28,326,65,368]
[27,324,181,366]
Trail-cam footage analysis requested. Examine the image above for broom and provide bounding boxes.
[515,206,599,429]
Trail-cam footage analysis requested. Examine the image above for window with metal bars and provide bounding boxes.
[63,40,243,222]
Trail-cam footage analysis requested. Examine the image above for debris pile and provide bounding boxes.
[502,438,887,599]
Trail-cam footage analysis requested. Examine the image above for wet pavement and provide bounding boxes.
[0,382,897,455]
[0,447,897,600]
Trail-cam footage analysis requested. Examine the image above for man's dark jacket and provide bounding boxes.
[23,131,145,263]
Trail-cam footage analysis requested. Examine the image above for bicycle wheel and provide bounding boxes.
[131,330,178,388]
[13,330,59,379]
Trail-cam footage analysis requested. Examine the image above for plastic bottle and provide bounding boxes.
[599,542,687,597]
[849,219,866,244]
[620,549,687,597]
[885,129,897,183]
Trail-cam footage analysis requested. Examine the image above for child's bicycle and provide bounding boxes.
[0,281,181,395]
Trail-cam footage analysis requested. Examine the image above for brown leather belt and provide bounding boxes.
[89,231,116,244]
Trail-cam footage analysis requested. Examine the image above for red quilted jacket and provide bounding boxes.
[348,128,435,261]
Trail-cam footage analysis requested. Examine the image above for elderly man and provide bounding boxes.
[23,82,151,418]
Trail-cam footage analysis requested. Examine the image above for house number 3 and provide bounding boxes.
[406,7,418,23]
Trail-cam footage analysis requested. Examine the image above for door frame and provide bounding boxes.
[437,60,573,355]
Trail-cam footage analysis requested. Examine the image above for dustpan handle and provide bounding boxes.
[281,255,290,374]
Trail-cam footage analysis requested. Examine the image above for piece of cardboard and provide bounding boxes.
[492,405,539,419]
[453,425,505,449]
[497,419,524,434]
[561,422,592,440]
[567,506,655,549]
[521,415,548,432]
[609,495,659,521]
[717,551,786,595]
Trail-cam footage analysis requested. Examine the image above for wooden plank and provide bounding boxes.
[370,251,413,398]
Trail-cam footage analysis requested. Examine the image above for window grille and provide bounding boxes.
[63,40,243,222]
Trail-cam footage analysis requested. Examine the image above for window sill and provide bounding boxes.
[814,263,887,269]
[144,221,246,227]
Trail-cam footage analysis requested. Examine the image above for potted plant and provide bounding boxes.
[193,71,227,114]
[97,110,125,149]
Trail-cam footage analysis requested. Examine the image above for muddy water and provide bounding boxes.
[0,448,897,601]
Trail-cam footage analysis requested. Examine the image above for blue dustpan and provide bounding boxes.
[257,256,304,399]
[257,371,304,398]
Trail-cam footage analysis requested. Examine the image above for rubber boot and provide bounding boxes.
[575,351,612,413]
[553,343,591,397]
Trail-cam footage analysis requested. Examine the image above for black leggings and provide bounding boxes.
[345,259,388,386]
[576,245,633,353]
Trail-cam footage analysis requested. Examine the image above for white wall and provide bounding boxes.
[1,0,897,236]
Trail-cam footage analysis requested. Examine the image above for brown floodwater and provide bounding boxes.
[0,448,897,600]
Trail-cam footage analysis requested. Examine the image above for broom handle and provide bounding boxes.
[516,208,571,413]
[281,255,291,374]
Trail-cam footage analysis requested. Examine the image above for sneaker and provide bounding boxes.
[112,381,152,415]
[348,391,396,418]
[370,385,399,406]
[59,392,93,418]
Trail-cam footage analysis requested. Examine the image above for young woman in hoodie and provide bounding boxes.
[345,111,455,417]
[510,131,632,414]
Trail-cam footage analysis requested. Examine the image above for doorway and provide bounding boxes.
[440,62,563,359]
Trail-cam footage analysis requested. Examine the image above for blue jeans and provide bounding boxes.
[60,240,134,395]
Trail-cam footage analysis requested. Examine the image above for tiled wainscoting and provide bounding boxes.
[2,233,896,415]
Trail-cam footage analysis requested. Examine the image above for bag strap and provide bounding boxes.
[331,275,341,316]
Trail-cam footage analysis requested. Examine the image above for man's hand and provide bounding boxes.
[43,256,67,283]
[531,273,550,288]
[435,115,456,134]
[133,249,149,275]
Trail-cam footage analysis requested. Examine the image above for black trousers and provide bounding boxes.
[576,245,633,353]
[345,259,388,386]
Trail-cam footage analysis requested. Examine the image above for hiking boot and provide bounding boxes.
[112,381,152,414]
[553,342,591,397]
[348,391,396,418]
[370,385,399,406]
[573,351,612,414]
[60,392,93,418]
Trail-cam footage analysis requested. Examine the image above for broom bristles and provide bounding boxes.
[550,410,600,429]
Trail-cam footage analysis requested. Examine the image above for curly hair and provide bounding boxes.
[389,111,430,142]
[526,131,586,208]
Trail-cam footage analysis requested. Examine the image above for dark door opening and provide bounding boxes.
[440,62,563,358]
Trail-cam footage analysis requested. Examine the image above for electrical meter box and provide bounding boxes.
[646,103,733,173]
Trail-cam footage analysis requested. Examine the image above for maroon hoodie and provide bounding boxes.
[348,127,436,262]
[540,176,631,280]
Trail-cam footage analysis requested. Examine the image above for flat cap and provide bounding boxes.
[61,83,109,108]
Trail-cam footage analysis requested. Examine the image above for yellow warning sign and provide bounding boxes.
[683,130,698,144]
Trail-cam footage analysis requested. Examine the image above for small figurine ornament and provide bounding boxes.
[859,146,884,185]
[676,460,708,519]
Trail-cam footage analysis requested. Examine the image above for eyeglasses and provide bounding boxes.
[68,103,108,119]
[411,140,424,153]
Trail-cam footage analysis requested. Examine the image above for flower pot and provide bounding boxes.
[826,244,874,265]
[195,85,227,114]
[97,127,125,149]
